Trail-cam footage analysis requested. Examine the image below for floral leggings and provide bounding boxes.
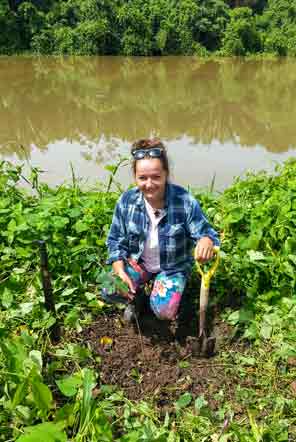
[101,259,187,320]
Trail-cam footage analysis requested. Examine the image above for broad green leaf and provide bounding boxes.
[260,323,272,340]
[16,422,66,442]
[68,208,81,218]
[56,374,82,397]
[1,288,13,308]
[227,310,240,325]
[247,250,265,262]
[11,380,28,409]
[8,218,17,232]
[238,355,256,366]
[74,220,89,233]
[59,287,78,298]
[194,395,208,411]
[175,392,192,409]
[84,291,96,300]
[119,430,141,442]
[224,208,244,224]
[19,302,34,315]
[288,254,296,265]
[31,380,53,412]
[281,261,294,278]
[15,405,31,421]
[29,350,43,371]
[55,403,76,426]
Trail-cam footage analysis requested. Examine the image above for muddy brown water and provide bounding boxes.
[1,56,296,189]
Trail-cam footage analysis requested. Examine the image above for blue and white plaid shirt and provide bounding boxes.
[107,183,220,275]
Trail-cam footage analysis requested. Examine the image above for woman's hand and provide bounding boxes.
[112,261,136,301]
[117,269,136,300]
[194,237,214,263]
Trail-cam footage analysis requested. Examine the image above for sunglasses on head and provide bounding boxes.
[131,147,163,160]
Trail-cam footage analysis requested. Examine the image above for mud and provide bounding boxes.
[81,307,245,410]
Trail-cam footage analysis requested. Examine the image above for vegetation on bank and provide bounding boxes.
[1,0,296,56]
[0,158,295,441]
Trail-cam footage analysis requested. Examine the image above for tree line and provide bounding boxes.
[0,0,296,56]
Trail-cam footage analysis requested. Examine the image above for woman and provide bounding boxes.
[102,138,219,322]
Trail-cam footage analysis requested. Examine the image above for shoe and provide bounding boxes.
[123,303,137,323]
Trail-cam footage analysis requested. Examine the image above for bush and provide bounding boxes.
[117,1,153,55]
[222,7,262,55]
[31,28,55,54]
[263,29,288,56]
[53,26,76,54]
[73,19,109,54]
[287,34,296,56]
[0,3,23,53]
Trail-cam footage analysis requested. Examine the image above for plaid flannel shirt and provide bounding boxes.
[106,183,220,275]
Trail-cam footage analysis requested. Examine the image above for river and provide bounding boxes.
[1,56,295,190]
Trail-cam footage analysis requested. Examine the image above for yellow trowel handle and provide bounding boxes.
[195,246,220,289]
[196,246,220,337]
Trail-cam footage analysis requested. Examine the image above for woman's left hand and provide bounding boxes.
[194,237,214,263]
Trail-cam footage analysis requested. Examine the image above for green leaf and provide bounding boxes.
[194,395,208,412]
[260,323,272,340]
[119,430,141,442]
[56,374,82,397]
[79,368,97,429]
[16,422,66,442]
[59,287,78,298]
[225,207,244,224]
[281,261,294,278]
[104,165,116,174]
[1,288,13,308]
[178,360,190,369]
[227,310,240,325]
[11,380,28,409]
[74,220,89,233]
[175,392,192,409]
[31,380,53,412]
[238,355,256,366]
[19,302,34,315]
[247,250,265,262]
[29,350,43,371]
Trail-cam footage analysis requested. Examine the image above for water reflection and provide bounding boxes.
[0,56,296,187]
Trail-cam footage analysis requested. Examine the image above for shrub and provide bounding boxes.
[263,29,288,56]
[222,7,262,55]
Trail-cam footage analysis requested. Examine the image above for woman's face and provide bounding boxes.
[135,158,167,206]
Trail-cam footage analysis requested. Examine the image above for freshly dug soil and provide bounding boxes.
[81,305,245,410]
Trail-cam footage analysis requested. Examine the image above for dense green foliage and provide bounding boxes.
[0,159,296,440]
[1,0,296,55]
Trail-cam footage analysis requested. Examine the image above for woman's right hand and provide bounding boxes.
[117,269,136,301]
[112,261,136,301]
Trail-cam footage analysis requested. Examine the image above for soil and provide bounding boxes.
[80,303,247,412]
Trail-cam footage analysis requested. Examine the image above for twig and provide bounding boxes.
[134,314,146,361]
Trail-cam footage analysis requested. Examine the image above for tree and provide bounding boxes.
[222,7,262,55]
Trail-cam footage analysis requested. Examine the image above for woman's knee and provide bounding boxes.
[155,309,176,321]
[150,297,180,321]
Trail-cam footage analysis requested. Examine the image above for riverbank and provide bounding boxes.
[0,159,295,441]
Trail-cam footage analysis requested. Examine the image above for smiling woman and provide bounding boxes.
[101,138,220,323]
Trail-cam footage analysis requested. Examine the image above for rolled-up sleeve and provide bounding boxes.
[106,196,129,264]
[185,195,220,246]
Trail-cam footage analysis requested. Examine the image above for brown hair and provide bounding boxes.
[131,138,170,176]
